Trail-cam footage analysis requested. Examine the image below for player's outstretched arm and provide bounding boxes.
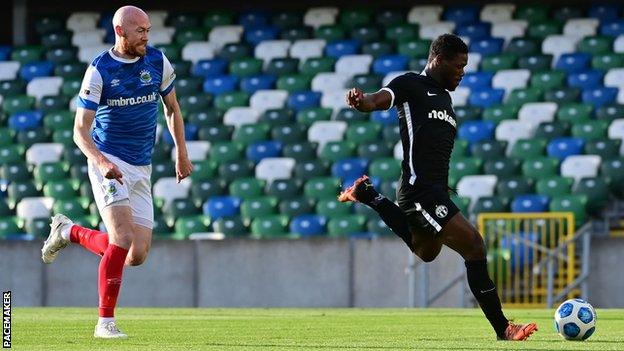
[162,88,193,183]
[345,87,393,113]
[73,107,124,184]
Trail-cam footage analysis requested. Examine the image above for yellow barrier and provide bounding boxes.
[477,212,576,308]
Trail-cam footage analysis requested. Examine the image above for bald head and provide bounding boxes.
[112,6,150,58]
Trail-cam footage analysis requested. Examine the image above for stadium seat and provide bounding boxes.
[542,35,580,61]
[8,111,43,131]
[495,120,533,147]
[283,142,318,161]
[303,177,341,200]
[327,215,366,237]
[483,158,521,178]
[563,18,599,37]
[255,157,295,183]
[212,216,248,237]
[173,215,210,239]
[560,155,602,185]
[16,197,53,222]
[153,177,191,208]
[325,40,360,59]
[290,214,326,236]
[492,20,527,43]
[471,140,507,160]
[250,215,290,238]
[535,176,574,197]
[492,69,530,94]
[209,25,244,49]
[457,175,498,207]
[25,143,63,166]
[571,120,608,142]
[470,38,504,56]
[294,159,329,181]
[509,139,547,160]
[468,88,504,108]
[518,102,557,126]
[461,71,493,90]
[203,195,241,220]
[555,53,592,73]
[482,104,518,123]
[287,91,322,112]
[511,194,549,212]
[585,139,621,159]
[335,54,373,76]
[574,177,609,214]
[480,53,516,72]
[308,121,347,150]
[522,157,560,179]
[316,198,352,219]
[240,197,278,221]
[254,40,290,64]
[549,195,588,226]
[289,39,326,62]
[271,124,307,144]
[582,87,618,108]
[546,137,585,161]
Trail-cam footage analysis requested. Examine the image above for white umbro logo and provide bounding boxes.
[427,91,437,96]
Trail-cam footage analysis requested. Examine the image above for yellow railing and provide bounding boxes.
[477,212,576,307]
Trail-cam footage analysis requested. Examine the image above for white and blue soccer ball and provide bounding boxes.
[554,298,597,341]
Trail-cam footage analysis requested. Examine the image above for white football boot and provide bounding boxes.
[41,213,73,264]
[94,321,128,339]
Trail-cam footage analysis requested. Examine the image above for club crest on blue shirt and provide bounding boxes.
[140,69,152,85]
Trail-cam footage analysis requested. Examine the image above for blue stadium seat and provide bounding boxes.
[555,53,591,73]
[582,87,618,108]
[601,20,624,37]
[371,109,398,126]
[0,46,11,61]
[238,10,269,28]
[246,140,283,162]
[287,91,322,111]
[19,61,54,81]
[203,196,242,220]
[331,158,369,180]
[162,124,198,145]
[468,88,504,108]
[192,58,228,78]
[325,40,361,59]
[372,55,409,75]
[203,75,239,95]
[8,111,43,131]
[458,120,495,146]
[547,137,585,161]
[470,38,504,56]
[98,12,114,29]
[290,214,327,236]
[567,70,604,89]
[460,72,493,90]
[443,5,480,25]
[456,22,491,40]
[240,74,277,94]
[500,231,539,271]
[244,26,279,45]
[511,194,549,213]
[590,4,622,21]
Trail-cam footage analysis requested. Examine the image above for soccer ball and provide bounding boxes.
[554,298,597,340]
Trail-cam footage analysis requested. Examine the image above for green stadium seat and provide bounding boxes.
[229,58,263,77]
[231,123,270,146]
[409,57,428,72]
[316,199,352,219]
[260,108,295,126]
[369,158,401,181]
[61,79,80,97]
[340,9,372,28]
[155,44,181,61]
[188,109,223,127]
[601,158,624,195]
[151,143,172,163]
[530,70,565,91]
[549,195,587,227]
[175,28,206,45]
[534,121,570,139]
[279,197,315,217]
[527,20,561,39]
[585,139,621,159]
[578,36,613,55]
[0,145,25,164]
[294,159,329,181]
[11,45,43,64]
[172,60,192,77]
[596,104,624,121]
[24,217,50,237]
[51,129,73,147]
[173,76,202,96]
[0,217,23,237]
[350,25,382,43]
[380,180,398,202]
[483,158,521,178]
[214,92,249,110]
[3,95,35,114]
[366,218,394,236]
[151,161,176,182]
[482,104,519,123]
[515,4,549,23]
[43,111,73,131]
[79,181,94,201]
[345,122,381,144]
[397,39,431,58]
[361,41,394,58]
[0,79,26,97]
[472,196,509,216]
[327,215,366,237]
[63,147,86,165]
[449,158,482,186]
[39,95,69,112]
[496,177,534,198]
[552,6,581,22]
[385,24,419,42]
[189,160,218,182]
[454,106,482,123]
[357,142,393,159]
[556,103,593,123]
[212,216,248,237]
[276,74,312,92]
[198,125,234,143]
[35,162,68,184]
[451,139,469,160]
[191,179,227,204]
[271,124,307,144]
[281,27,311,41]
[209,142,244,164]
[504,38,540,56]
[451,195,471,216]
[544,87,580,104]
[517,54,553,72]
[218,160,255,182]
[202,10,234,28]
[266,179,303,200]
[535,176,573,197]
[169,13,201,29]
[349,74,383,93]
[17,128,51,147]
[471,140,507,161]
[296,107,332,125]
[240,197,278,221]
[250,215,290,238]
[506,87,542,107]
[375,10,404,27]
[179,93,213,114]
[0,128,15,147]
[35,16,64,35]
[0,162,30,182]
[319,141,356,162]
[164,199,200,219]
[152,216,173,237]
[283,142,317,161]
[54,62,85,79]
[45,47,77,64]
[480,54,517,72]
[265,58,299,76]
[592,53,624,71]
[315,24,347,41]
[300,57,335,76]
[229,178,266,200]
[304,177,341,200]
[571,120,609,141]
[69,164,88,182]
[173,215,210,239]
[574,177,609,214]
[522,157,560,178]
[218,43,252,61]
[509,139,547,160]
[53,197,89,217]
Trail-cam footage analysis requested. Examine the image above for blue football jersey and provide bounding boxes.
[77,46,176,165]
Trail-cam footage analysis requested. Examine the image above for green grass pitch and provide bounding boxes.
[12,308,624,350]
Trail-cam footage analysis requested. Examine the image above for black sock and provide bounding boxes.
[364,195,413,251]
[465,259,509,338]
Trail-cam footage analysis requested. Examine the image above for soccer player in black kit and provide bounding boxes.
[339,34,538,341]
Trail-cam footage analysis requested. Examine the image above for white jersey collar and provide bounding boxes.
[108,48,141,63]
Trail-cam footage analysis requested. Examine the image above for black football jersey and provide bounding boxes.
[383,72,457,187]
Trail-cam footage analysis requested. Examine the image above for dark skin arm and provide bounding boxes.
[345,87,393,112]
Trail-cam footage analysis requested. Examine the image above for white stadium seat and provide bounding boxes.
[614,35,624,53]
[311,72,350,93]
[492,20,527,43]
[255,40,291,65]
[147,11,168,28]
[394,141,403,160]
[420,22,456,40]
[408,5,444,25]
[563,18,599,38]
[250,90,288,113]
[604,68,624,89]
[209,25,244,50]
[16,197,54,222]
[449,87,470,106]
[153,177,191,208]
[26,143,64,166]
[608,119,624,154]
[320,89,349,112]
[78,44,111,63]
[67,12,99,31]
[496,120,534,148]
[518,102,558,126]
[149,27,176,45]
[172,141,210,162]
[27,77,63,101]
[308,121,347,150]
[480,3,515,23]
[255,157,296,183]
[304,7,339,28]
[492,69,530,95]
[72,29,106,47]
[223,107,261,129]
[542,35,581,62]
[181,42,216,63]
[0,61,21,80]
[457,175,498,208]
[382,71,409,86]
[465,52,482,73]
[335,55,373,76]
[289,39,326,62]
[560,155,601,185]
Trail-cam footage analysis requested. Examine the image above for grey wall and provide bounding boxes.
[588,237,624,308]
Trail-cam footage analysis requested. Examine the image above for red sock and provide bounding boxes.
[70,225,109,256]
[98,244,129,318]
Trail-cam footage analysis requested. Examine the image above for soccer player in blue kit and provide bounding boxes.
[41,6,193,338]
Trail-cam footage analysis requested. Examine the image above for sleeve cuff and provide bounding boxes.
[160,81,175,97]
[380,87,395,111]
[77,97,98,111]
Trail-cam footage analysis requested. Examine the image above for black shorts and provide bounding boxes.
[396,181,459,236]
